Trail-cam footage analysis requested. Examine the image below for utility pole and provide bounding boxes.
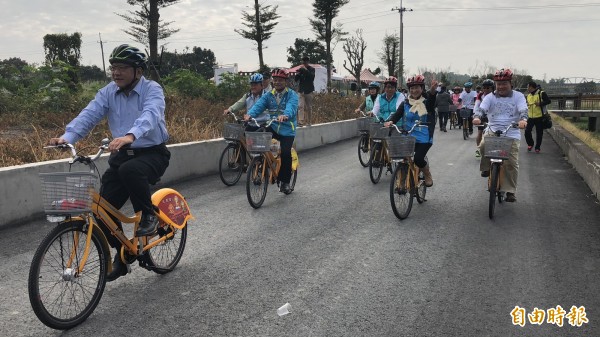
[392,0,412,84]
[98,33,107,76]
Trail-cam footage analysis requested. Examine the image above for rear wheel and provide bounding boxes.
[416,169,427,204]
[290,167,298,191]
[246,155,269,208]
[463,120,469,140]
[390,163,414,220]
[357,134,371,167]
[219,143,244,186]
[28,220,108,330]
[145,221,188,274]
[369,143,384,184]
[488,163,500,219]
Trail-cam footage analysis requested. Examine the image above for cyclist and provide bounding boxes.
[223,73,267,117]
[458,81,477,134]
[372,77,403,122]
[451,86,462,126]
[262,70,273,92]
[354,81,380,115]
[473,68,528,202]
[48,44,170,281]
[384,74,436,187]
[473,79,494,157]
[245,68,298,195]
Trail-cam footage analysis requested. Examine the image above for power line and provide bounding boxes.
[415,2,600,11]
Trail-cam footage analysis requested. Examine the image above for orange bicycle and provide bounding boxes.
[219,111,251,186]
[28,140,192,329]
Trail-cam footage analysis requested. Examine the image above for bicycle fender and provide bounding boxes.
[151,188,194,229]
[292,148,299,170]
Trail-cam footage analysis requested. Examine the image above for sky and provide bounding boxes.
[1,0,599,82]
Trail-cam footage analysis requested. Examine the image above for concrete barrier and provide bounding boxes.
[546,125,600,199]
[0,119,361,228]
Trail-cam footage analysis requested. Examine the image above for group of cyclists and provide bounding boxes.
[46,42,529,281]
[356,68,529,203]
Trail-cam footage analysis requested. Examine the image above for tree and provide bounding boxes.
[575,81,597,94]
[287,38,327,66]
[342,29,366,86]
[159,46,217,79]
[43,32,82,67]
[377,33,399,77]
[78,65,108,82]
[234,0,280,70]
[116,0,181,80]
[309,0,349,87]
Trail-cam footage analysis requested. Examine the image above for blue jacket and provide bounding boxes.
[388,92,437,144]
[247,87,299,136]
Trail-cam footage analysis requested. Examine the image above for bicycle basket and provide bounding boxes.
[245,132,272,152]
[369,123,389,140]
[357,117,371,132]
[223,123,245,141]
[39,172,97,215]
[387,135,416,158]
[459,108,472,118]
[484,136,513,159]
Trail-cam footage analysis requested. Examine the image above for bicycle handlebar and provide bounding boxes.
[480,122,519,136]
[44,139,110,165]
[385,120,427,135]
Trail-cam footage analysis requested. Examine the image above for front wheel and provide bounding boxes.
[369,143,384,184]
[28,220,108,330]
[145,221,188,274]
[357,135,371,167]
[390,163,414,220]
[219,143,245,186]
[488,163,500,219]
[246,155,269,209]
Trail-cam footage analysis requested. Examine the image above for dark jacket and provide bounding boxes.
[435,92,453,112]
[294,65,315,94]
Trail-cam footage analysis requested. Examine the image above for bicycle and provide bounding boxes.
[28,140,192,330]
[219,111,250,186]
[368,121,394,184]
[459,108,472,140]
[245,118,299,209]
[449,105,458,130]
[481,122,518,219]
[387,121,428,220]
[356,111,375,167]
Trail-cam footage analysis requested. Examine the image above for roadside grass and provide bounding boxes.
[0,93,361,167]
[551,113,600,153]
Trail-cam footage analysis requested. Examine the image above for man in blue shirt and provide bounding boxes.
[49,44,170,281]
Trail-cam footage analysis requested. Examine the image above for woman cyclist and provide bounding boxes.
[372,77,403,122]
[224,73,268,120]
[384,75,436,187]
[355,81,381,115]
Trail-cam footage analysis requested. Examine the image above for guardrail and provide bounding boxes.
[550,110,600,132]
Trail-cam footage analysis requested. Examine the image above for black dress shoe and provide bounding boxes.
[280,183,293,195]
[481,171,489,177]
[106,253,129,282]
[136,213,159,237]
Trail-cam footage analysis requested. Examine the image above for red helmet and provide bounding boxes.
[406,74,425,87]
[384,76,398,87]
[493,68,513,81]
[271,68,289,79]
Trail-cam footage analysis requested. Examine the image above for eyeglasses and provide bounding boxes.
[109,65,132,72]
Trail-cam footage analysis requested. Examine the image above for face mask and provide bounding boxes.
[436,87,441,92]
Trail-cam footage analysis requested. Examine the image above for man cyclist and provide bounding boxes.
[473,68,528,202]
[473,79,494,157]
[458,81,477,134]
[245,68,298,194]
[49,44,170,281]
[355,81,380,115]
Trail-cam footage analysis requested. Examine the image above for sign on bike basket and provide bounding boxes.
[357,117,371,132]
[387,135,416,159]
[245,132,272,152]
[39,172,97,214]
[484,137,513,159]
[223,123,245,141]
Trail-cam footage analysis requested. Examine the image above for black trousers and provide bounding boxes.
[438,111,449,129]
[99,145,170,247]
[414,142,432,168]
[525,117,544,150]
[246,126,295,184]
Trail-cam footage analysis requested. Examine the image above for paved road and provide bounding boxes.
[1,128,599,336]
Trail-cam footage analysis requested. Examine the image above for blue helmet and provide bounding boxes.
[249,73,263,83]
[464,81,473,88]
[368,81,380,88]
